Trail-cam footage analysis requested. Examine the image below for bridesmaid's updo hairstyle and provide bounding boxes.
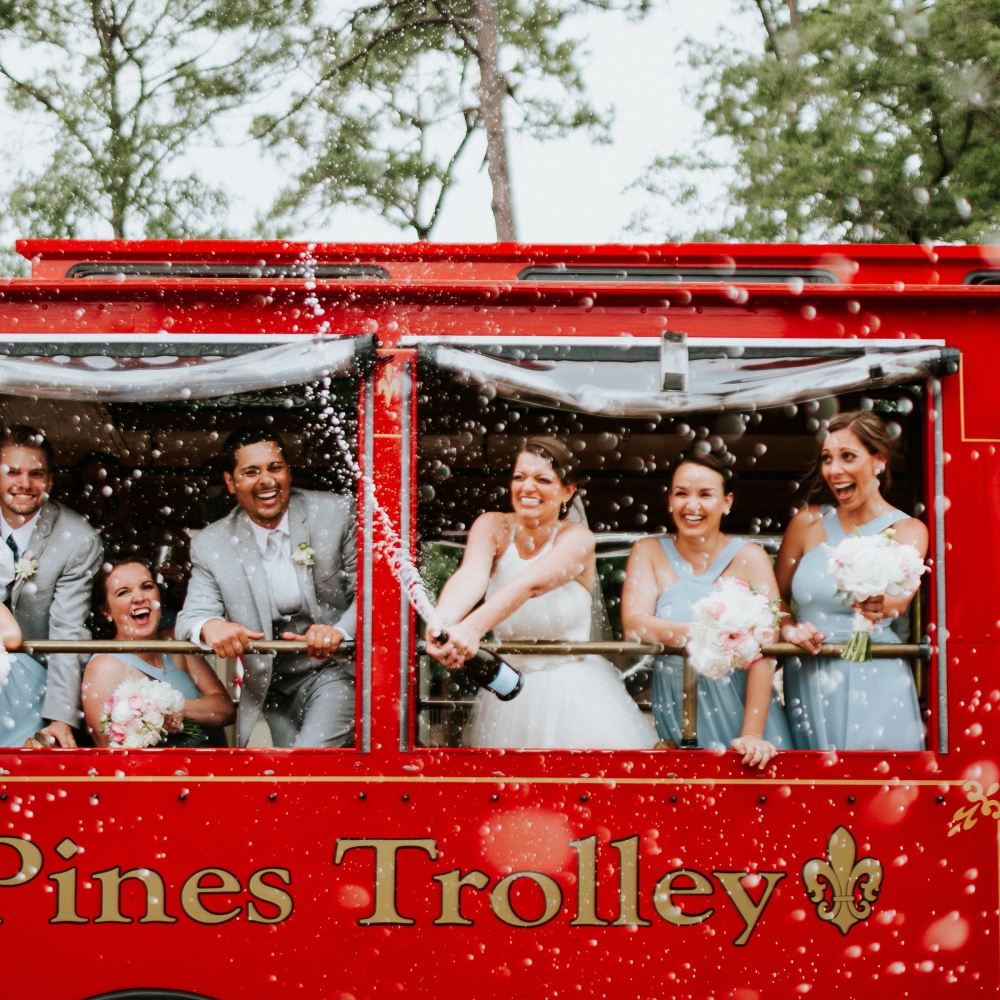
[514,437,579,519]
[670,452,733,490]
[805,409,893,504]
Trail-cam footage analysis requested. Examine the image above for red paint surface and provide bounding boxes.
[0,240,994,1000]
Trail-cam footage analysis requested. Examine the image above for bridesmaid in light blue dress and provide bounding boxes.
[623,454,791,767]
[775,411,927,751]
[0,546,46,747]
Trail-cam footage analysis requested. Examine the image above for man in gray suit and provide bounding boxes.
[175,427,356,748]
[0,426,103,747]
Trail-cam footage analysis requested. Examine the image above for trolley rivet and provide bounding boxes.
[0,794,7,801]
[402,794,409,802]
[669,795,677,803]
[847,795,856,804]
[269,793,277,802]
[491,793,499,801]
[936,795,945,804]
[359,792,367,800]
[580,794,588,803]
[758,795,767,804]
[178,793,186,802]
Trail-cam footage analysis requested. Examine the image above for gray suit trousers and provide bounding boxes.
[264,661,355,748]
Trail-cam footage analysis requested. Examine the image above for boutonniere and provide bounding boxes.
[291,542,315,568]
[14,555,38,583]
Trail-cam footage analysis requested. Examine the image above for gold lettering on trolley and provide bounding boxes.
[609,836,651,927]
[569,836,609,927]
[712,871,786,945]
[652,869,715,926]
[0,836,43,924]
[802,827,882,936]
[93,867,178,924]
[490,872,562,928]
[182,869,243,925]
[334,838,438,925]
[247,868,294,924]
[49,838,86,924]
[433,869,489,925]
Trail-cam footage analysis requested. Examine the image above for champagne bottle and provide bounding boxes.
[433,632,523,701]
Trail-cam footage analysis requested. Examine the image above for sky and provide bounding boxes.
[2,1,764,247]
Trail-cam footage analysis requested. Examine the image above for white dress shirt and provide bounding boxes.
[0,508,41,559]
[192,511,352,644]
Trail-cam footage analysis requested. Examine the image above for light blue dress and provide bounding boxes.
[0,652,47,747]
[90,652,224,748]
[651,537,793,749]
[784,506,925,751]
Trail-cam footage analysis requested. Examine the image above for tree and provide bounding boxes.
[0,0,311,240]
[641,0,1000,244]
[255,0,614,241]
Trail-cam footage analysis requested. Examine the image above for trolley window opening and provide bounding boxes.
[408,345,947,755]
[0,338,368,752]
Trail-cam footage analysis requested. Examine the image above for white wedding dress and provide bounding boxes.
[465,537,657,749]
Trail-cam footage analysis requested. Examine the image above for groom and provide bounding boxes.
[176,427,357,747]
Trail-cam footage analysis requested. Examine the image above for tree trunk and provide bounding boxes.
[473,0,517,241]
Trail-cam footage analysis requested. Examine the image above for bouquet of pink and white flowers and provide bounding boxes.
[99,676,186,748]
[688,577,784,679]
[826,528,928,662]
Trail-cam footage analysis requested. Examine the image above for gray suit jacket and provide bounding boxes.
[9,501,104,726]
[175,489,357,747]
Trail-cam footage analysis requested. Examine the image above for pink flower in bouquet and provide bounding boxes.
[688,576,785,679]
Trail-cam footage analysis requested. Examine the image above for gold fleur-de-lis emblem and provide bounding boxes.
[948,780,1000,836]
[802,826,883,935]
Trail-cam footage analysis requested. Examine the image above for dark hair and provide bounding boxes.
[1,425,54,471]
[221,426,286,475]
[91,557,158,639]
[515,436,580,485]
[670,451,733,489]
[804,409,893,504]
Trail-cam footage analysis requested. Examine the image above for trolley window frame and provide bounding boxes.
[402,336,951,755]
[0,331,374,753]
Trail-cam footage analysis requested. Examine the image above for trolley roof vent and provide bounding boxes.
[65,262,390,279]
[517,265,839,284]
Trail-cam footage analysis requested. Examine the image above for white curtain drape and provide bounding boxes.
[0,337,360,401]
[427,343,951,416]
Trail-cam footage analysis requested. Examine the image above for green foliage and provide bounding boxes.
[647,0,1000,243]
[0,0,311,239]
[255,0,614,239]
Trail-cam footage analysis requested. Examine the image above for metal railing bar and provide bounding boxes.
[19,640,356,655]
[480,641,931,660]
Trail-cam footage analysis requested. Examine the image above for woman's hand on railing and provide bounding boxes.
[780,621,825,655]
[731,734,777,769]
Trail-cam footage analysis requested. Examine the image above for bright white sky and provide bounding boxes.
[3,1,764,246]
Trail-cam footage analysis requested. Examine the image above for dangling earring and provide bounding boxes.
[560,500,569,518]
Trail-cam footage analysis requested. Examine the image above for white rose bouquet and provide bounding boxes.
[825,528,928,662]
[688,577,785,679]
[99,676,188,748]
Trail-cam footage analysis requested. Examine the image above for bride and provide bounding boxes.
[425,437,656,749]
